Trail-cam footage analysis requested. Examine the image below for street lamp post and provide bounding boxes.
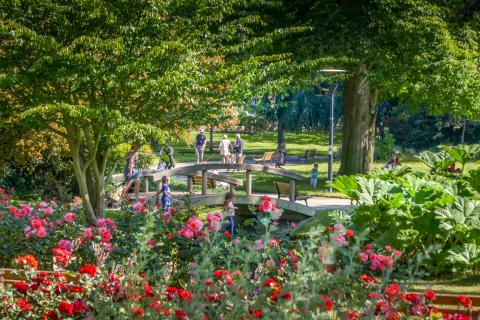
[318,69,347,192]
[328,83,339,192]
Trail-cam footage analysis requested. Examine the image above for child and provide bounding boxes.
[310,163,319,188]
[160,176,172,218]
[157,159,167,170]
[224,192,238,237]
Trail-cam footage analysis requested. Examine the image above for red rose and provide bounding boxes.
[72,299,88,313]
[16,299,33,312]
[425,290,436,301]
[167,233,173,239]
[68,285,85,294]
[281,292,293,300]
[250,309,262,318]
[177,289,192,301]
[130,307,145,317]
[225,231,231,238]
[321,294,334,311]
[58,301,73,316]
[14,281,29,294]
[42,310,59,320]
[79,264,96,278]
[175,309,187,319]
[346,229,354,237]
[457,295,472,308]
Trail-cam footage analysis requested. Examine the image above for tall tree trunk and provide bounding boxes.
[339,64,378,175]
[277,106,286,150]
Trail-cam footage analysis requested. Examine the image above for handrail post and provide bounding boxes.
[289,180,295,202]
[187,176,193,194]
[246,170,252,196]
[144,176,149,193]
[156,182,161,206]
[202,170,208,195]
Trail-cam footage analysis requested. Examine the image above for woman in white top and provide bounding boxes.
[219,135,231,164]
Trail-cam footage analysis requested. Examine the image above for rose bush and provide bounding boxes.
[0,189,479,319]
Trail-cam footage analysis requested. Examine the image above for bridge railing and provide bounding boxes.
[109,163,305,204]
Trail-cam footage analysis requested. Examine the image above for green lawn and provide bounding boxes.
[167,131,342,163]
[154,131,480,197]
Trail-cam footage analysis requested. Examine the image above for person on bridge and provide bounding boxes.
[121,145,141,201]
[219,135,231,164]
[224,192,238,237]
[195,128,207,164]
[234,133,244,162]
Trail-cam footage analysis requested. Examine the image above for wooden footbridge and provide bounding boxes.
[110,163,316,217]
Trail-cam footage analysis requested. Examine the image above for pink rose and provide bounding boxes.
[187,217,203,233]
[44,207,53,215]
[64,213,76,223]
[37,227,47,238]
[178,227,194,239]
[58,240,73,252]
[83,228,94,239]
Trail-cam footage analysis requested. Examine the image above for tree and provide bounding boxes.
[294,0,480,174]
[230,0,480,174]
[0,0,245,222]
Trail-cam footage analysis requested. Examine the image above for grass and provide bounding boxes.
[165,131,342,163]
[151,130,480,198]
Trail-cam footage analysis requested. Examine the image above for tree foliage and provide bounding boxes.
[0,0,257,221]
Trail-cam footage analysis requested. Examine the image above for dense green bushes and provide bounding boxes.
[332,146,480,275]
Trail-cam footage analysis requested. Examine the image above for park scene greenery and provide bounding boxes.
[1,0,480,319]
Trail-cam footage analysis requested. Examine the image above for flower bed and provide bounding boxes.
[0,189,479,319]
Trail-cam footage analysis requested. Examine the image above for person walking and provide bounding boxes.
[121,146,141,201]
[310,163,319,188]
[195,128,207,164]
[219,135,231,164]
[234,133,244,162]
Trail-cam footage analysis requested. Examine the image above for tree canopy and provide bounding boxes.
[0,0,255,221]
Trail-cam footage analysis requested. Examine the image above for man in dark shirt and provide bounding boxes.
[195,128,207,163]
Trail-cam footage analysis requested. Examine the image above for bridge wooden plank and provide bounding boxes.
[109,164,304,184]
[149,164,305,181]
[110,169,243,186]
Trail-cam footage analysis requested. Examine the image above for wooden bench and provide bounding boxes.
[192,175,216,188]
[206,141,220,153]
[254,151,274,165]
[298,149,317,161]
[408,292,480,316]
[273,181,311,206]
